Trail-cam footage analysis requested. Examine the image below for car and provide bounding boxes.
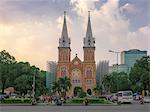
[144,96,150,103]
[117,90,133,103]
[109,93,118,102]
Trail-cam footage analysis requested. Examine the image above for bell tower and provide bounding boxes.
[57,11,71,78]
[83,11,96,95]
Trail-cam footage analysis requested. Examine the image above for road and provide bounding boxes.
[0,103,149,112]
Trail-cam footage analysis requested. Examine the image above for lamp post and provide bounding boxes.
[32,70,36,105]
[109,50,120,73]
[109,50,120,104]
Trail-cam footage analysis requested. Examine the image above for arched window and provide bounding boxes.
[61,67,67,77]
[71,69,81,85]
[86,67,92,78]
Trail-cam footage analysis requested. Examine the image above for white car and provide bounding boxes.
[117,91,133,103]
[144,96,150,103]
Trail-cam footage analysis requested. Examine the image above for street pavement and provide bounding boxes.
[0,102,149,112]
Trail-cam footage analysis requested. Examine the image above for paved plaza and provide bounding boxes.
[0,103,149,112]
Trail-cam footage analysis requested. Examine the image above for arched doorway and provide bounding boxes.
[87,89,92,95]
[73,87,82,97]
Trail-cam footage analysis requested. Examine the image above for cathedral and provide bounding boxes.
[57,11,96,96]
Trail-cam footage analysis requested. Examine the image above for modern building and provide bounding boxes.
[109,64,130,74]
[56,11,96,96]
[96,61,109,86]
[109,49,147,74]
[46,61,57,91]
[121,49,147,68]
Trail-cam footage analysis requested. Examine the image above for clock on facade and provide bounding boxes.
[74,61,79,65]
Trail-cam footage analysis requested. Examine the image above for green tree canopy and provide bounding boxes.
[0,50,16,94]
[52,76,71,97]
[130,56,150,92]
[0,50,46,96]
[102,72,131,93]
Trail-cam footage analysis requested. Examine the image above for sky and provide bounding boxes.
[0,0,150,70]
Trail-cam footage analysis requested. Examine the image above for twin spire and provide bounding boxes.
[84,11,95,48]
[59,11,70,47]
[59,11,95,48]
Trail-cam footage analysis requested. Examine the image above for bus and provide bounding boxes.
[117,91,133,103]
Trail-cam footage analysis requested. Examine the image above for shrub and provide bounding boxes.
[73,98,84,103]
[1,98,32,104]
[70,98,111,104]
[79,91,86,98]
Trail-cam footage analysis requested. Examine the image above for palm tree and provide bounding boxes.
[52,81,61,95]
[59,76,72,97]
[52,76,71,97]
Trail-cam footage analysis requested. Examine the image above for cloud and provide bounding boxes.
[70,0,150,64]
[127,26,150,49]
[120,3,137,14]
[70,0,99,15]
[0,20,59,69]
[0,0,149,70]
[56,14,73,32]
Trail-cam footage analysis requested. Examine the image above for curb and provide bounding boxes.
[63,103,118,106]
[0,104,32,106]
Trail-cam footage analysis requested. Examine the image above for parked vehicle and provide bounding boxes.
[117,91,133,103]
[143,96,150,103]
[109,93,118,102]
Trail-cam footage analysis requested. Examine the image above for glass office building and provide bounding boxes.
[121,49,147,68]
[46,61,57,92]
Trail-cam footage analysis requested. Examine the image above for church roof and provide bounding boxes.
[71,54,82,63]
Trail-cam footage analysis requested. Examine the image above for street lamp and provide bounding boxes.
[109,50,120,104]
[108,50,120,73]
[32,69,37,105]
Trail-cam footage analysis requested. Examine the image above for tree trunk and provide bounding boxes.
[2,80,6,94]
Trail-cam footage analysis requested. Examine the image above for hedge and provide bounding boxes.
[69,98,112,104]
[1,98,32,104]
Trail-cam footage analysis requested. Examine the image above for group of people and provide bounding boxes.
[39,95,68,105]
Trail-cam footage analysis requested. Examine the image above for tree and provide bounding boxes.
[102,74,112,94]
[117,72,131,91]
[93,85,102,96]
[74,87,82,97]
[52,76,72,97]
[130,56,150,93]
[52,81,61,95]
[59,76,72,97]
[0,50,47,96]
[14,75,32,94]
[0,50,16,94]
[102,72,131,93]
